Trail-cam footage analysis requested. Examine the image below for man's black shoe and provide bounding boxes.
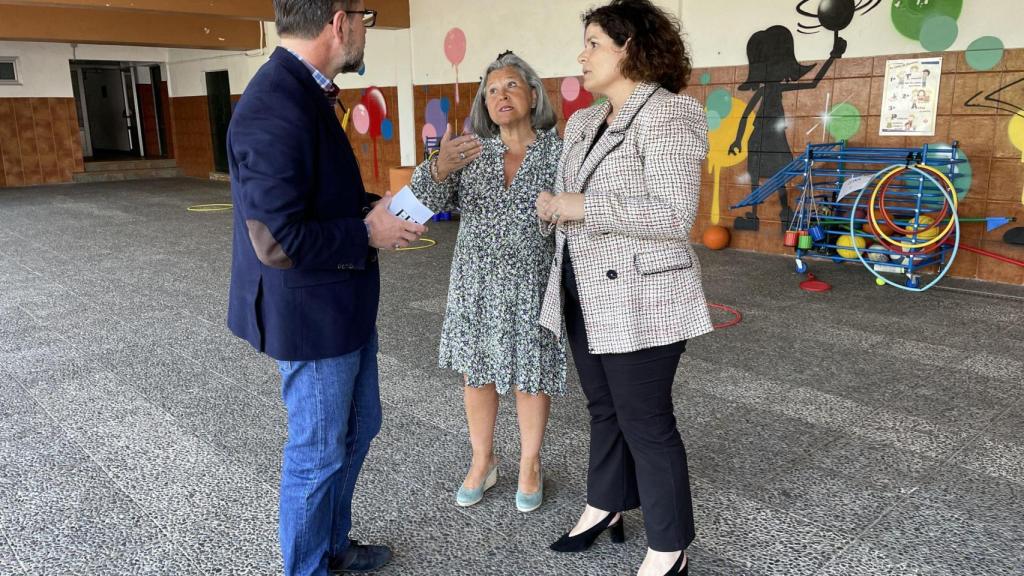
[329,540,393,574]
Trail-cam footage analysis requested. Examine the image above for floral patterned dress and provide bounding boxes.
[409,128,566,396]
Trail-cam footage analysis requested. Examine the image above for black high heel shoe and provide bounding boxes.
[663,552,688,576]
[549,512,625,553]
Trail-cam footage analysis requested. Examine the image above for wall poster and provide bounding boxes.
[879,57,942,137]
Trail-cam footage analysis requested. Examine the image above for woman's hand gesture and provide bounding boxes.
[434,124,482,182]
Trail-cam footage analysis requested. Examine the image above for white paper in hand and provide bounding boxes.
[388,186,435,225]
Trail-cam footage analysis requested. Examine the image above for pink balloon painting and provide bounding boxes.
[444,27,467,104]
[560,76,594,120]
[352,104,370,135]
[359,87,390,180]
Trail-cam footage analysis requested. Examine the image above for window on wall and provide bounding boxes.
[0,57,19,85]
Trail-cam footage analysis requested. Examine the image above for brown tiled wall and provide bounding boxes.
[169,95,215,178]
[160,82,175,159]
[0,98,83,188]
[685,49,1024,285]
[137,84,161,158]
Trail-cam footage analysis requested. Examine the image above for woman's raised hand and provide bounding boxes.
[434,124,482,181]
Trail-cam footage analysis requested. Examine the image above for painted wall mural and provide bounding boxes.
[677,0,1024,283]
[560,77,594,122]
[422,96,450,144]
[797,0,881,36]
[726,25,847,231]
[444,27,467,104]
[891,0,962,52]
[349,86,393,180]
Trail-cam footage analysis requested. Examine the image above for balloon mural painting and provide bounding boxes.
[422,97,451,144]
[560,77,594,121]
[705,89,753,227]
[444,27,467,104]
[890,0,963,52]
[350,87,394,180]
[1012,113,1024,205]
[796,0,882,36]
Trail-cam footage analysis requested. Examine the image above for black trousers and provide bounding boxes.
[563,252,696,552]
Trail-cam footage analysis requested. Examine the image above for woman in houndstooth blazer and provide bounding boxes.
[537,1,711,574]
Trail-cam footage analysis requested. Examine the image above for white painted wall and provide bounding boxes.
[685,0,1024,68]
[3,1,1023,168]
[407,0,683,85]
[0,42,75,98]
[163,22,416,163]
[0,41,168,98]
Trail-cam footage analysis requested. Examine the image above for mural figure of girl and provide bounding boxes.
[729,26,846,231]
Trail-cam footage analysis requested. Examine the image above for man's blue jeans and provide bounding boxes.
[277,333,382,576]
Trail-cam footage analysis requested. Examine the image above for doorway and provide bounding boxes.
[71,61,161,162]
[205,70,231,174]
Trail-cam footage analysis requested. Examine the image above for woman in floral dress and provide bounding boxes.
[409,52,564,512]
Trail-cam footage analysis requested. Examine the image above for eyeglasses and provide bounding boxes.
[330,9,377,28]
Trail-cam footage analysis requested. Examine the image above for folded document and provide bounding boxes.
[388,186,435,225]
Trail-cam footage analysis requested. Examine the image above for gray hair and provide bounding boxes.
[470,53,557,138]
[274,0,354,39]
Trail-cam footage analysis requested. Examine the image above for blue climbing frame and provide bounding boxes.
[731,142,966,289]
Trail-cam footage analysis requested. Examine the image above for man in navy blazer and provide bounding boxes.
[227,2,425,574]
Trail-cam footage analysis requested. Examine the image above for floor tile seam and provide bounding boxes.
[0,522,29,576]
[928,399,1024,490]
[379,398,466,436]
[446,501,529,542]
[20,325,283,498]
[689,375,896,446]
[161,342,281,408]
[696,478,853,545]
[11,378,211,576]
[808,493,916,576]
[19,287,279,410]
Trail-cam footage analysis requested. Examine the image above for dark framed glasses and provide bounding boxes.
[332,9,377,28]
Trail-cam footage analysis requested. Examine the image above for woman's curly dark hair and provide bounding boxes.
[583,0,692,93]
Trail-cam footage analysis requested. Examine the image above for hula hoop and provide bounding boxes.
[876,168,949,235]
[187,203,233,212]
[709,303,742,330]
[851,164,960,292]
[396,237,437,251]
[868,165,958,250]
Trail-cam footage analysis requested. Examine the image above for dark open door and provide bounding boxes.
[206,70,231,174]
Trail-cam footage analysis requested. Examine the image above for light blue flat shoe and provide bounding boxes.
[455,461,499,507]
[516,464,544,513]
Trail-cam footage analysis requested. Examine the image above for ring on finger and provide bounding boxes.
[459,152,466,161]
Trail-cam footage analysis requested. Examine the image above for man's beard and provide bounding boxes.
[340,42,364,74]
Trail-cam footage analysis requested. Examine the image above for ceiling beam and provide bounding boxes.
[0,0,274,21]
[0,5,263,50]
[0,0,410,28]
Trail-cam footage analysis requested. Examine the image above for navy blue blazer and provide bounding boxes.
[227,47,379,361]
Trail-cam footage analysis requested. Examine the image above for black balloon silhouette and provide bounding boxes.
[796,0,881,35]
[818,0,855,31]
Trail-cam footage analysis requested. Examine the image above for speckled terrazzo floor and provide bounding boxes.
[1,179,1022,575]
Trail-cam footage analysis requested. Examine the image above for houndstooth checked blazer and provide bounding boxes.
[538,81,714,354]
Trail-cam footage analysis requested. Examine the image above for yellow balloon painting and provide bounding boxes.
[706,97,755,225]
[1010,113,1024,205]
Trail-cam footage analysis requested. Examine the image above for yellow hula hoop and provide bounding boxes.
[868,164,958,250]
[396,237,437,251]
[187,203,233,212]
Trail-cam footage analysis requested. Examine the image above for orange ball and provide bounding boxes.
[702,225,731,250]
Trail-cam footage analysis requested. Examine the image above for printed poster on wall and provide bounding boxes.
[879,57,942,137]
